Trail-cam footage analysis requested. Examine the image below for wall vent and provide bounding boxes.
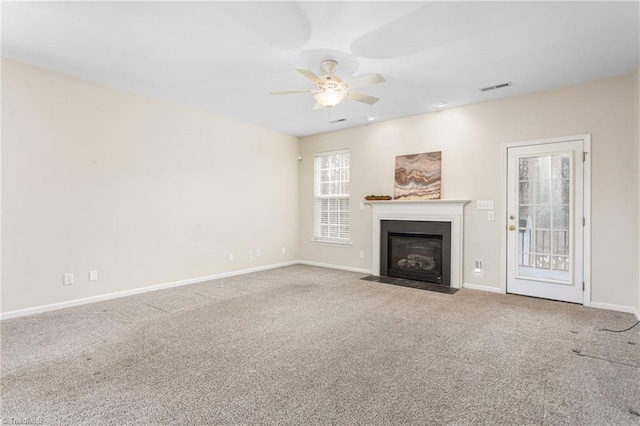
[480,82,512,92]
[330,118,347,123]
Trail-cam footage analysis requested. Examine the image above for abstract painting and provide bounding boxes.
[394,151,441,200]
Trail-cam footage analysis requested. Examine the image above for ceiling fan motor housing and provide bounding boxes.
[320,60,339,76]
[316,60,348,93]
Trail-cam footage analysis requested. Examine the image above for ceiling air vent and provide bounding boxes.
[480,82,512,92]
[330,118,347,123]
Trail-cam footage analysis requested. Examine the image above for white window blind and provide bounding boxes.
[314,149,350,242]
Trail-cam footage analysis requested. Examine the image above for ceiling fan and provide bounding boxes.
[270,60,385,109]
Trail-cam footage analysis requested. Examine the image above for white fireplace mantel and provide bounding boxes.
[366,200,470,289]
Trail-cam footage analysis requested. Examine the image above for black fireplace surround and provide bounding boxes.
[380,220,452,286]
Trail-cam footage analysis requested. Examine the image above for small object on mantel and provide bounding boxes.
[364,195,392,200]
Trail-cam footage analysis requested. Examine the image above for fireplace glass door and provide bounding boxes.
[388,233,443,284]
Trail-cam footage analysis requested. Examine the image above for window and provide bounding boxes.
[314,149,350,242]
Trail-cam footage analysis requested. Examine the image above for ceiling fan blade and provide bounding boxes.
[312,102,325,110]
[270,89,317,95]
[347,92,380,105]
[296,68,323,84]
[345,73,385,90]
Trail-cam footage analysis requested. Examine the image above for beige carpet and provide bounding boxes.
[1,265,639,425]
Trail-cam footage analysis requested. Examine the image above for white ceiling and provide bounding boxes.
[2,1,639,137]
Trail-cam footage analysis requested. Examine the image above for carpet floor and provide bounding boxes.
[1,265,639,425]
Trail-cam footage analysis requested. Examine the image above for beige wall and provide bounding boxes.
[300,74,637,308]
[3,58,638,314]
[1,59,300,313]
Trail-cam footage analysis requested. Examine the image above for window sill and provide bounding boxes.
[309,239,353,247]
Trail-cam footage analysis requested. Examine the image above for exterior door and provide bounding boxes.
[506,140,584,303]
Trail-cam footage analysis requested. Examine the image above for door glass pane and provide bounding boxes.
[552,231,569,255]
[519,182,531,204]
[552,205,569,229]
[517,153,571,283]
[518,206,532,225]
[534,206,550,229]
[551,179,570,205]
[534,180,551,204]
[519,157,533,180]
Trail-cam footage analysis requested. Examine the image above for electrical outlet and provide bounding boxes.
[248,251,253,259]
[63,273,74,286]
[359,251,364,259]
[256,249,261,257]
[89,270,98,281]
[228,253,234,261]
[487,211,495,221]
[359,202,365,210]
[282,247,286,254]
[474,260,483,273]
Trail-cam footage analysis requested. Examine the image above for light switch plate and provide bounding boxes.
[477,200,494,210]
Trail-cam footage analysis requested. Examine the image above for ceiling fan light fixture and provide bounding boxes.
[273,60,385,110]
[314,90,346,107]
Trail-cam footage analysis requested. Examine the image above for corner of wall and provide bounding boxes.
[635,67,640,318]
[296,136,303,260]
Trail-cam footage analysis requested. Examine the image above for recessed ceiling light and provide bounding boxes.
[366,116,375,122]
[436,101,448,107]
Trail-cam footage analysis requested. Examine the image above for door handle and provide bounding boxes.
[508,225,516,231]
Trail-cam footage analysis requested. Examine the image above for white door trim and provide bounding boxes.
[500,134,591,306]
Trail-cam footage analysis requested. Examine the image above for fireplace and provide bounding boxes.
[381,220,451,286]
[368,200,469,289]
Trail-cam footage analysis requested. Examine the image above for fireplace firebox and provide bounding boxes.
[380,220,451,286]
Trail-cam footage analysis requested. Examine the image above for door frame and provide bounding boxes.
[500,134,591,306]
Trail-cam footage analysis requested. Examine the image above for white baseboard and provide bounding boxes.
[460,287,639,318]
[590,301,638,316]
[5,261,635,321]
[298,260,371,274]
[0,261,299,321]
[462,282,503,293]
